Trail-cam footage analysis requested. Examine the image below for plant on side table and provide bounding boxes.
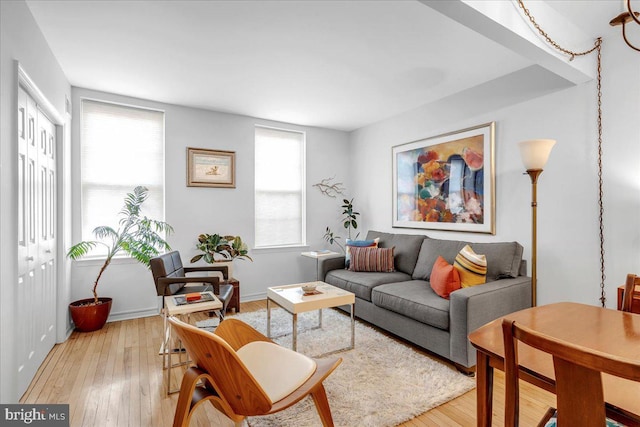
[190,234,252,279]
[190,233,252,263]
[66,186,173,332]
[323,198,360,252]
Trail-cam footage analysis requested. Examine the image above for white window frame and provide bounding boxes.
[254,125,306,249]
[79,98,166,257]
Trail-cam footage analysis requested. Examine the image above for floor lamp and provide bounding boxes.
[518,139,556,307]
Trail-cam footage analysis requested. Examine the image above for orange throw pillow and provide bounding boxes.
[430,256,461,299]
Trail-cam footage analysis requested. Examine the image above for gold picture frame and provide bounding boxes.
[187,147,236,188]
[392,122,496,234]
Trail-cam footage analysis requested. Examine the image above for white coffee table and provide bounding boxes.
[266,281,355,355]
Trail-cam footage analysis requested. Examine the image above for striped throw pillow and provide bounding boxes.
[345,238,379,269]
[348,246,395,272]
[453,245,487,288]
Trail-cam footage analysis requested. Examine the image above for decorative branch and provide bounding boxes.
[313,176,346,198]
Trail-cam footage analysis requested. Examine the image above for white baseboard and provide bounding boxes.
[239,291,266,302]
[107,307,160,323]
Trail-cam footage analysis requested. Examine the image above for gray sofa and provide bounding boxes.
[318,230,531,372]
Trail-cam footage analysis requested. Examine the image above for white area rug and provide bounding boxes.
[228,308,475,427]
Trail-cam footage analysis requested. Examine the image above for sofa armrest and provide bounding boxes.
[317,255,345,281]
[449,276,532,368]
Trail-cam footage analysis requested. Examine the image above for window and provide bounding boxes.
[80,99,165,250]
[255,126,305,248]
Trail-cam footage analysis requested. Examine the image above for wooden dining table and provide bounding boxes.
[469,302,640,427]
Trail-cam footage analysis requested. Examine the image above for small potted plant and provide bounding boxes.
[323,198,360,252]
[67,186,173,332]
[190,234,252,263]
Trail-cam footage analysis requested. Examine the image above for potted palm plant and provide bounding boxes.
[67,186,173,332]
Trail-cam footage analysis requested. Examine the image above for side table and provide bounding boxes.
[301,251,340,281]
[225,278,240,312]
[163,291,222,394]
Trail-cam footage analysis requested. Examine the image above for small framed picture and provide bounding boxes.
[187,147,236,188]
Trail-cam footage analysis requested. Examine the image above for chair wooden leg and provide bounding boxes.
[310,384,334,427]
[174,367,247,427]
[173,367,205,427]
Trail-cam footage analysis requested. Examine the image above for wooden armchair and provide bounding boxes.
[150,251,233,314]
[168,317,342,427]
[622,273,640,313]
[502,318,640,427]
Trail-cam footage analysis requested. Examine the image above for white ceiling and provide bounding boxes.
[25,0,625,131]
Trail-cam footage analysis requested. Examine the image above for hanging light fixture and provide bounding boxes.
[610,0,640,52]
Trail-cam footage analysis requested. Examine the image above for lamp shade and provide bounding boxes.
[518,139,556,170]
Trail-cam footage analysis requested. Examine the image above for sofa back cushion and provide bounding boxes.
[469,242,524,280]
[412,238,466,280]
[365,230,394,247]
[412,238,524,281]
[366,230,425,275]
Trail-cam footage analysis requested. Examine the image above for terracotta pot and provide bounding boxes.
[69,297,112,332]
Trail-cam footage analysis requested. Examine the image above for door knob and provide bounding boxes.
[26,256,34,261]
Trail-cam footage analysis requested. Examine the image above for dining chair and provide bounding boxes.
[502,318,640,427]
[621,273,640,313]
[168,316,342,427]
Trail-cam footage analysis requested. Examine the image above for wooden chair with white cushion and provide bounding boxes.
[502,318,640,427]
[168,317,342,427]
[622,273,640,313]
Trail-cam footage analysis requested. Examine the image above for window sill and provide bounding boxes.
[69,256,141,267]
[252,245,310,254]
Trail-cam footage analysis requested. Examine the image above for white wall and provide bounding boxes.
[0,0,71,404]
[70,88,351,321]
[349,36,640,308]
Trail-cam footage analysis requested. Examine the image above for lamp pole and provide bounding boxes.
[518,138,555,308]
[526,169,543,307]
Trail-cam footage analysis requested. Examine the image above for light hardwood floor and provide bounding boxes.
[20,300,556,426]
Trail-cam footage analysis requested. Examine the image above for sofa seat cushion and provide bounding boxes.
[371,281,450,331]
[325,269,412,302]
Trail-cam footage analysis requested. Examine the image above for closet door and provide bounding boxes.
[16,86,57,397]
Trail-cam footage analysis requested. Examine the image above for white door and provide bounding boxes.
[17,86,57,397]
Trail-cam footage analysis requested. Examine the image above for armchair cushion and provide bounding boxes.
[236,341,317,403]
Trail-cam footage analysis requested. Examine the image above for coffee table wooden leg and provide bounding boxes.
[318,308,322,328]
[476,350,493,427]
[292,313,298,351]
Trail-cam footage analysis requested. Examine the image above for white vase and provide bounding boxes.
[214,260,233,280]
